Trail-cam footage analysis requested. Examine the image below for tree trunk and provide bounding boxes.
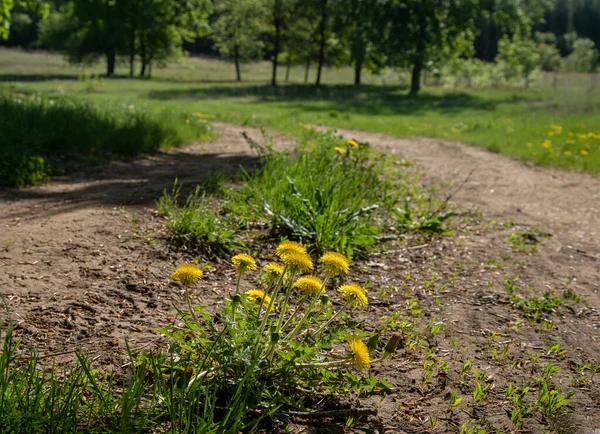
[106,47,116,77]
[129,28,135,78]
[304,60,310,83]
[148,62,152,79]
[354,54,363,87]
[315,0,327,86]
[409,58,423,95]
[353,37,364,87]
[139,39,146,77]
[285,61,291,82]
[234,45,242,82]
[271,0,281,87]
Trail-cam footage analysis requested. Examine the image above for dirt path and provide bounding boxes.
[0,123,599,432]
[335,128,600,299]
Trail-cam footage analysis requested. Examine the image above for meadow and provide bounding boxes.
[1,48,599,178]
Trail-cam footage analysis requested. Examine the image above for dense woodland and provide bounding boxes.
[1,0,599,93]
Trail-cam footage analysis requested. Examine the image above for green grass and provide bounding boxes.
[1,48,599,173]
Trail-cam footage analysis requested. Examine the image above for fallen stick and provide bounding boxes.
[283,407,377,419]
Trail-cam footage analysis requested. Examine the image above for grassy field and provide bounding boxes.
[1,48,599,173]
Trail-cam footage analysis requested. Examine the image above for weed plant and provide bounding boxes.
[157,181,244,257]
[0,94,213,186]
[238,132,390,257]
[162,243,396,432]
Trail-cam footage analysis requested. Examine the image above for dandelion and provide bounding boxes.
[293,276,324,295]
[347,139,358,148]
[276,240,306,258]
[319,251,349,276]
[334,147,344,155]
[232,253,257,273]
[262,262,287,284]
[347,337,371,371]
[564,151,572,156]
[566,139,575,145]
[185,119,190,124]
[311,283,369,338]
[541,140,552,149]
[581,150,589,156]
[170,264,204,286]
[171,264,203,324]
[338,284,368,309]
[245,289,272,308]
[281,251,314,273]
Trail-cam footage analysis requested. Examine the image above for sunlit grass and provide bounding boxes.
[1,48,598,173]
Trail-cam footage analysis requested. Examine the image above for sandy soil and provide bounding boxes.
[0,123,598,433]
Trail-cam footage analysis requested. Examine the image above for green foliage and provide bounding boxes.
[0,94,212,186]
[0,0,47,40]
[504,280,587,327]
[157,181,245,257]
[497,33,542,87]
[562,37,599,73]
[392,199,453,234]
[240,132,388,257]
[212,0,266,81]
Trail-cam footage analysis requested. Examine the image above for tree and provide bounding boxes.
[333,0,389,86]
[562,37,599,71]
[1,0,47,40]
[497,33,542,87]
[386,0,553,95]
[212,0,267,81]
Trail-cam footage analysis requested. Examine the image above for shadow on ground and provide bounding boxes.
[0,146,261,219]
[147,84,529,116]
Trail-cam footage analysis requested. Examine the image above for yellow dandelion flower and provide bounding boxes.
[334,147,344,155]
[293,276,324,295]
[261,262,288,283]
[564,151,572,156]
[276,240,306,258]
[281,251,314,273]
[581,149,589,156]
[566,139,575,145]
[346,139,358,148]
[185,119,190,124]
[541,140,552,149]
[319,251,349,276]
[232,253,257,273]
[338,283,368,309]
[245,289,272,308]
[170,264,204,286]
[347,337,370,371]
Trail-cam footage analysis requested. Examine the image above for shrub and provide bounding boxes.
[0,94,212,186]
